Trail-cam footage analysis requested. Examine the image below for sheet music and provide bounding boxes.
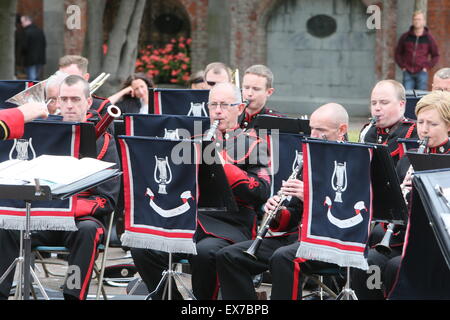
[441,214,450,237]
[0,155,115,186]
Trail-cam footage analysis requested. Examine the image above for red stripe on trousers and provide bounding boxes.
[79,227,104,299]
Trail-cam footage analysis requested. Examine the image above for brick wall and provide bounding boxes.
[427,0,450,73]
[17,0,43,28]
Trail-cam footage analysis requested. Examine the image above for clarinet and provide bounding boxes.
[359,116,379,143]
[204,120,220,141]
[243,161,303,260]
[376,136,429,255]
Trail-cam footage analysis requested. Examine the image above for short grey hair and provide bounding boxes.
[435,68,450,80]
[45,71,68,94]
[209,82,242,103]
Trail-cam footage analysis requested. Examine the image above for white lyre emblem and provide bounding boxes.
[187,102,207,117]
[9,138,37,160]
[324,196,367,229]
[154,156,172,194]
[331,161,347,203]
[145,188,194,218]
[292,150,303,172]
[163,128,180,140]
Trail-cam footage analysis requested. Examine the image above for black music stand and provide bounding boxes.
[253,114,311,135]
[0,183,52,300]
[370,144,408,225]
[0,170,121,300]
[413,169,450,269]
[408,152,450,172]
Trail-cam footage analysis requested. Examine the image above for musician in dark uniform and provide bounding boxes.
[215,103,349,300]
[130,82,271,300]
[360,80,418,166]
[0,102,49,140]
[353,90,450,299]
[239,65,285,130]
[0,75,120,300]
[58,55,112,120]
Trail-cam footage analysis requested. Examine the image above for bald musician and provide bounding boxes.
[131,82,271,300]
[216,103,349,300]
[360,80,418,166]
[0,102,48,140]
[432,67,450,92]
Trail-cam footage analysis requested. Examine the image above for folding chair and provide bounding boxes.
[33,211,116,300]
[302,267,345,300]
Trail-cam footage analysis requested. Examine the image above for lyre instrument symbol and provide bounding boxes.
[187,102,207,117]
[331,161,347,203]
[163,128,180,140]
[9,138,37,161]
[154,156,173,194]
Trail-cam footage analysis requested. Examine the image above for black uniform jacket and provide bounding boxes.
[360,118,417,165]
[197,128,271,243]
[75,132,121,233]
[239,106,285,131]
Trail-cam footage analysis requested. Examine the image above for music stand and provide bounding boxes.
[0,183,52,300]
[407,152,450,172]
[0,170,121,300]
[370,144,408,225]
[413,169,450,270]
[253,115,311,135]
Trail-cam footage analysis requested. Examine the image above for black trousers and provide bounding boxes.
[0,219,104,300]
[131,234,232,300]
[269,242,337,300]
[216,234,297,300]
[351,224,402,300]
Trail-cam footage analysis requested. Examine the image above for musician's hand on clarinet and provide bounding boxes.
[264,195,282,214]
[401,168,413,195]
[280,179,304,201]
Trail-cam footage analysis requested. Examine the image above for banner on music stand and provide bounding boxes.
[153,89,209,117]
[0,121,80,231]
[296,140,373,270]
[124,113,210,139]
[268,132,303,197]
[119,136,200,254]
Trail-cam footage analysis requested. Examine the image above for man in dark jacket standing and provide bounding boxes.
[394,10,439,91]
[20,15,46,81]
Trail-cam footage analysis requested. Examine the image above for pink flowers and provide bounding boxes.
[136,37,192,85]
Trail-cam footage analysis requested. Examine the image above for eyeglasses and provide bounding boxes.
[207,102,241,110]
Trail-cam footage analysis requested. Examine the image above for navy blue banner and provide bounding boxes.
[119,136,199,254]
[297,140,373,269]
[124,113,210,139]
[0,121,80,230]
[268,133,303,197]
[154,89,209,117]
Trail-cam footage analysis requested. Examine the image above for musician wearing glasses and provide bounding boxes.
[0,102,48,140]
[352,90,450,299]
[0,75,120,300]
[239,65,285,130]
[130,82,271,300]
[203,62,232,89]
[360,80,417,166]
[432,68,450,92]
[215,103,349,300]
